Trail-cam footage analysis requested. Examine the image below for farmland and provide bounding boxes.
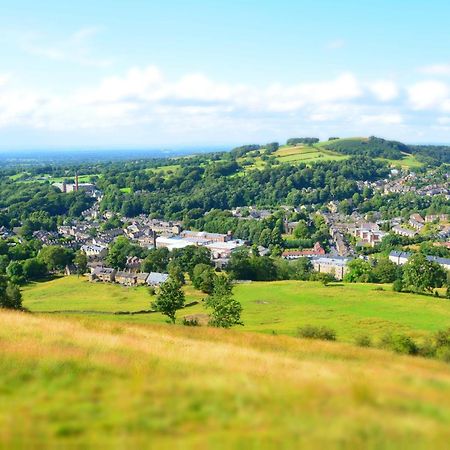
[22,277,450,343]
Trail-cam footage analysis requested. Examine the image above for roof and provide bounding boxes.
[93,267,115,275]
[147,272,169,284]
[116,271,136,279]
[389,250,411,258]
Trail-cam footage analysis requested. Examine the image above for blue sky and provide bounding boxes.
[1,0,450,149]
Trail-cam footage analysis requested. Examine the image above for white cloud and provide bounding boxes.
[419,63,450,76]
[0,65,449,144]
[369,80,399,102]
[20,27,113,68]
[407,80,449,110]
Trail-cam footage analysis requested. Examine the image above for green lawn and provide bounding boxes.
[234,281,450,340]
[22,277,450,342]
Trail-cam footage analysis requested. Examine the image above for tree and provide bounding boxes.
[192,263,217,293]
[6,261,25,285]
[344,259,372,283]
[402,253,446,293]
[167,261,185,286]
[38,246,73,271]
[291,257,312,280]
[0,277,22,310]
[205,276,243,328]
[22,258,48,280]
[152,278,185,323]
[74,251,88,276]
[372,258,399,284]
[141,247,170,273]
[293,220,309,239]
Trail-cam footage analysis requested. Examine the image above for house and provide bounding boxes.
[389,251,450,271]
[90,267,116,282]
[410,213,425,224]
[115,271,137,286]
[388,251,411,265]
[81,244,108,259]
[311,256,350,280]
[425,214,449,223]
[282,242,325,260]
[136,272,150,285]
[125,256,142,272]
[146,272,169,286]
[181,230,232,243]
[391,226,417,238]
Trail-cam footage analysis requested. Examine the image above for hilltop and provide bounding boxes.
[1,311,450,449]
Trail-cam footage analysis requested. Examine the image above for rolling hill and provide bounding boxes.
[1,310,450,449]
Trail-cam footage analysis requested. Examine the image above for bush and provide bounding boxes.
[297,325,336,341]
[379,333,418,355]
[148,286,156,296]
[355,334,372,347]
[392,279,403,292]
[435,346,450,363]
[182,317,199,327]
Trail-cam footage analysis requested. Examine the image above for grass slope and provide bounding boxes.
[22,278,450,343]
[1,311,450,449]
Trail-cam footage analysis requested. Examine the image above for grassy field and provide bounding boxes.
[274,144,346,164]
[22,277,450,343]
[1,310,450,449]
[21,276,204,314]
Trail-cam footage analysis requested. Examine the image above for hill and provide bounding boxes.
[1,310,450,449]
[323,136,409,160]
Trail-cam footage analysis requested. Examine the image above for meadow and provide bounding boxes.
[22,277,450,343]
[1,310,450,449]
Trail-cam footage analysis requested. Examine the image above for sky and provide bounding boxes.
[1,0,450,150]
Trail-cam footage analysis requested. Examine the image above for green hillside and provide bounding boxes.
[22,277,450,343]
[1,310,450,449]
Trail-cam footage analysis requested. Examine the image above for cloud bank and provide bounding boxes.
[1,65,450,144]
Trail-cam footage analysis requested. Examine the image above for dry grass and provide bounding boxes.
[1,311,450,449]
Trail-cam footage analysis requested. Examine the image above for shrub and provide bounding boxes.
[297,325,336,341]
[435,346,450,363]
[355,334,372,347]
[182,317,199,327]
[392,279,403,292]
[434,328,450,348]
[379,333,418,355]
[148,286,156,296]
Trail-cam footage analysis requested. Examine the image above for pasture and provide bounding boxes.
[22,277,450,342]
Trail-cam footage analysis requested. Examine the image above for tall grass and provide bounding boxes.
[1,311,450,449]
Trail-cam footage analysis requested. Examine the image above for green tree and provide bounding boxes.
[152,278,185,323]
[38,246,73,271]
[402,253,446,293]
[344,259,372,283]
[6,261,25,285]
[167,261,185,286]
[0,277,22,310]
[22,258,48,280]
[74,250,88,276]
[192,263,217,293]
[205,276,243,328]
[141,247,170,273]
[293,220,309,239]
[372,258,399,284]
